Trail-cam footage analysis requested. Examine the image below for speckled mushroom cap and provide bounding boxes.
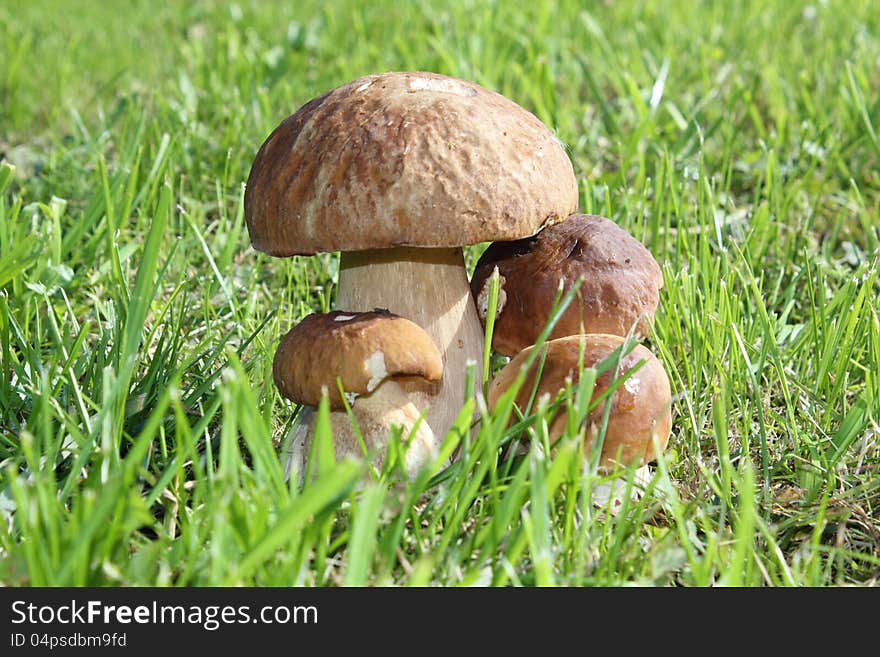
[245,71,578,256]
[471,214,664,357]
[488,334,672,470]
[273,310,443,408]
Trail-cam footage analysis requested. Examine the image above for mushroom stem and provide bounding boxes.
[335,247,484,439]
[591,464,653,516]
[329,380,437,474]
[284,382,438,481]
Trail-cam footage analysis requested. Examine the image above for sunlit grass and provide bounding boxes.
[0,0,878,586]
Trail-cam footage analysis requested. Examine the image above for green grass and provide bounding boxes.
[1,0,878,586]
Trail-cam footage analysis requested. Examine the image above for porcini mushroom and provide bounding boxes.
[274,309,443,473]
[471,214,663,357]
[488,334,672,472]
[246,71,578,440]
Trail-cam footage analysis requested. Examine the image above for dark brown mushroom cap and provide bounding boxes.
[245,71,578,256]
[273,310,443,408]
[471,214,664,357]
[487,334,672,470]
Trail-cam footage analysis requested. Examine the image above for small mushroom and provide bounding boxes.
[471,214,664,357]
[246,71,578,441]
[488,334,672,472]
[274,310,443,474]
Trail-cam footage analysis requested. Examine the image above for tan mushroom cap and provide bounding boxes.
[245,71,578,256]
[471,214,664,357]
[488,334,672,470]
[273,310,443,408]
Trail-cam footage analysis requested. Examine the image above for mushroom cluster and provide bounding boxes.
[245,71,577,474]
[245,71,673,484]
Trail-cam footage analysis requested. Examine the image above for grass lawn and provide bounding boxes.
[1,0,878,586]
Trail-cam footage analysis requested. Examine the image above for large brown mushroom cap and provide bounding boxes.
[488,334,672,470]
[471,214,664,357]
[273,309,442,408]
[245,71,578,255]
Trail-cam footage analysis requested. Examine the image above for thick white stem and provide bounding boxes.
[335,247,484,439]
[286,382,438,479]
[328,380,437,474]
[591,464,653,515]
